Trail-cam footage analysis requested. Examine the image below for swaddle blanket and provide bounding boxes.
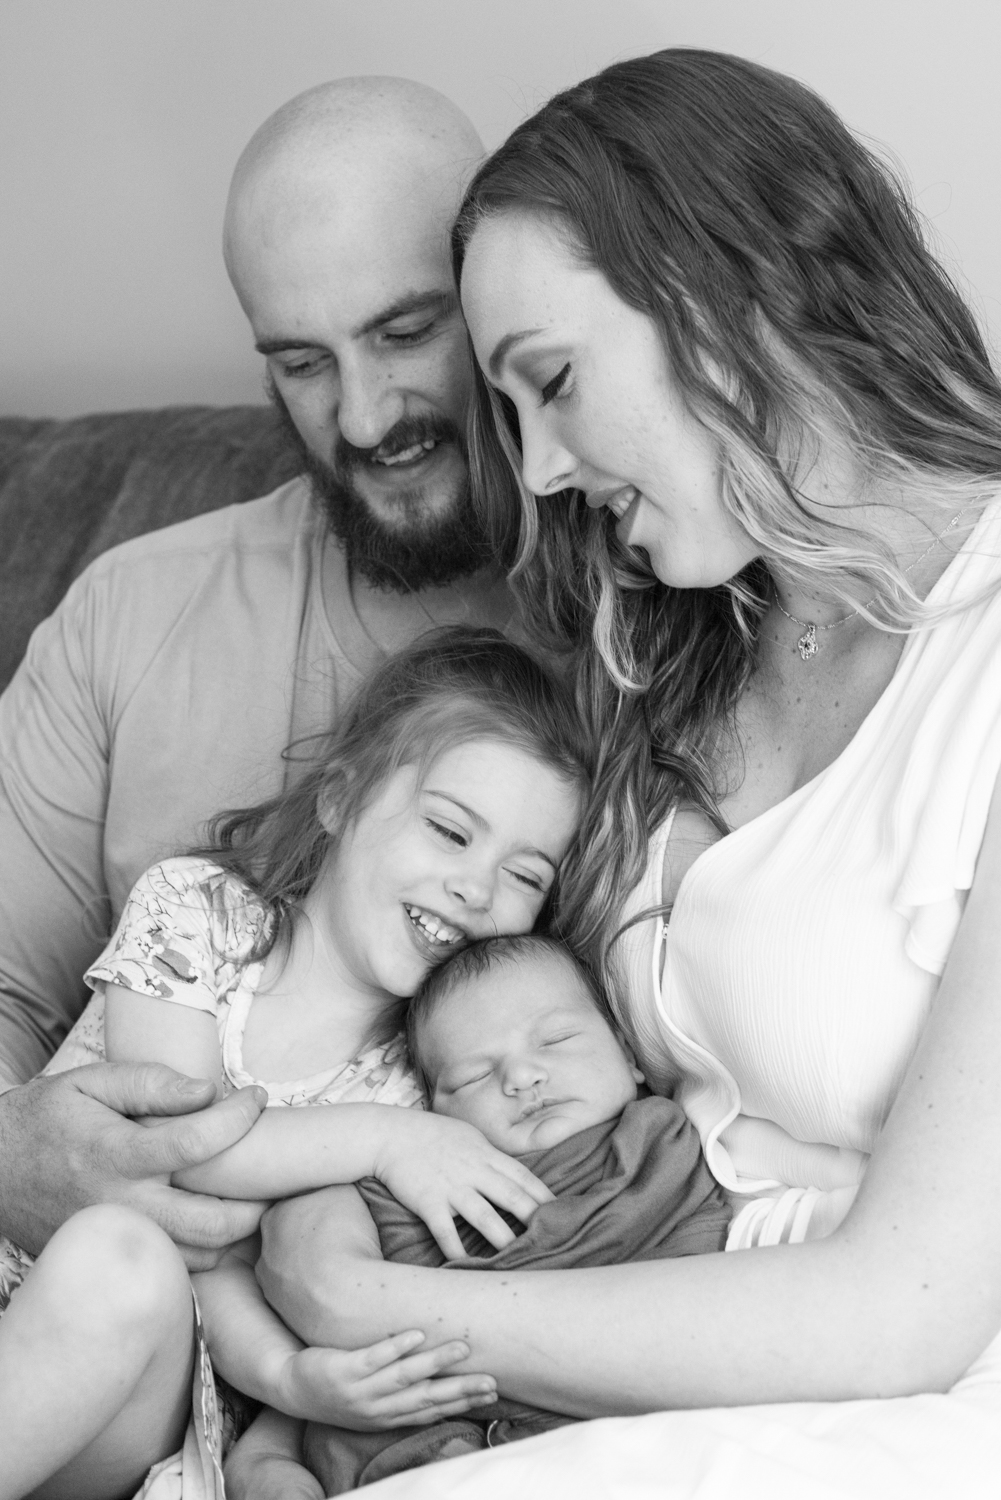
[305,1094,729,1492]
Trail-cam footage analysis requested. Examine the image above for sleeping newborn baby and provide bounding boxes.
[305,933,731,1493]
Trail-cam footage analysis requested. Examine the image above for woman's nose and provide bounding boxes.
[519,416,578,498]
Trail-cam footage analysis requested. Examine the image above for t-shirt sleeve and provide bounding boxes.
[85,856,270,1017]
[0,579,114,1085]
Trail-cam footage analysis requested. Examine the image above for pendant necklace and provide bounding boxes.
[772,502,980,662]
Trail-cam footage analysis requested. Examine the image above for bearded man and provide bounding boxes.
[0,79,515,1275]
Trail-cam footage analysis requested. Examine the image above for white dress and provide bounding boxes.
[369,499,1001,1499]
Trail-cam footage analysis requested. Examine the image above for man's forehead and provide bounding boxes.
[236,207,457,346]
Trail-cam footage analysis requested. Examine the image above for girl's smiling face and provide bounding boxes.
[460,212,760,589]
[308,738,581,1000]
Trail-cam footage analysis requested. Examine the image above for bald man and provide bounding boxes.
[0,79,515,1272]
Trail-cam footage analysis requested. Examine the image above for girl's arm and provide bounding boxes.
[104,988,551,1258]
[192,1194,499,1426]
[259,779,1001,1413]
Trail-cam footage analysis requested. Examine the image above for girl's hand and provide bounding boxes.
[373,1111,554,1259]
[275,1330,498,1430]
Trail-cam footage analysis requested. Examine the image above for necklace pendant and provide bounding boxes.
[796,623,819,660]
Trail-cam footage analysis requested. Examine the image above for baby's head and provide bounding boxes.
[406,935,644,1154]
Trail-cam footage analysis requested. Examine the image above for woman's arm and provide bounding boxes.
[259,781,1001,1414]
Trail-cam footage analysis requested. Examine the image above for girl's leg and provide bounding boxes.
[0,1204,196,1500]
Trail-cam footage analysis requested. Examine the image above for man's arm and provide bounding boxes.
[0,584,264,1259]
[0,587,114,1086]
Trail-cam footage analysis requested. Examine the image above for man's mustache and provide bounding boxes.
[336,414,466,473]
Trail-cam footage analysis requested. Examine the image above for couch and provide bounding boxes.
[0,405,302,693]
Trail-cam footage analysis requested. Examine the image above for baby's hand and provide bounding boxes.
[275,1330,498,1430]
[374,1111,554,1259]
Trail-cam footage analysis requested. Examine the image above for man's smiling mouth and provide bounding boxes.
[372,438,442,467]
[404,902,465,946]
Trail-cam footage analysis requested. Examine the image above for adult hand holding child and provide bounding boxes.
[0,1062,266,1265]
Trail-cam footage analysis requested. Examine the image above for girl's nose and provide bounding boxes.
[519,416,578,498]
[445,862,494,912]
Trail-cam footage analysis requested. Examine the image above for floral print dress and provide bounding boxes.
[0,855,422,1497]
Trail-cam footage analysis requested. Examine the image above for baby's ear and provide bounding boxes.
[615,1029,648,1087]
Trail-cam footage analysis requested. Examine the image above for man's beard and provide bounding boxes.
[267,376,493,592]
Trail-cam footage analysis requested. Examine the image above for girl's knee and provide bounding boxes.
[44,1204,190,1326]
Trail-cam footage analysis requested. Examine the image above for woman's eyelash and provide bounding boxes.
[539,362,571,407]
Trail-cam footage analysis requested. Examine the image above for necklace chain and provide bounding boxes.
[773,502,980,661]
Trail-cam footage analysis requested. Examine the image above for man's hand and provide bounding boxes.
[0,1063,267,1266]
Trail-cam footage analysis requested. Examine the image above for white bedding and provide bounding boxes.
[365,1325,1001,1499]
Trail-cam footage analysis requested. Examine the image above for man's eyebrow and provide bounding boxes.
[254,292,458,356]
[425,789,559,871]
[488,328,544,379]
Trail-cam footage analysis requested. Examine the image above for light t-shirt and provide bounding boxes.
[0,479,512,1085]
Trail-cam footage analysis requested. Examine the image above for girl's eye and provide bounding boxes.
[539,362,571,407]
[426,818,467,847]
[508,868,544,892]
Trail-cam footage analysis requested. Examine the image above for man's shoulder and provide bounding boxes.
[82,475,315,579]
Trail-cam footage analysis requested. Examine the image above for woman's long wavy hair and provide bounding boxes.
[451,48,1001,1037]
[189,627,591,973]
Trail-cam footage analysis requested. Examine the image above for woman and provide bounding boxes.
[258,50,1001,1497]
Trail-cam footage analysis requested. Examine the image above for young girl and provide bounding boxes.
[0,628,589,1500]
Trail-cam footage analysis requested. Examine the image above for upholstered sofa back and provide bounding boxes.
[0,405,300,692]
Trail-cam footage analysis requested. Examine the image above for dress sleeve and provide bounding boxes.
[0,578,113,1084]
[86,856,271,1017]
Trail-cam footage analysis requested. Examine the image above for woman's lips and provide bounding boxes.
[584,484,639,519]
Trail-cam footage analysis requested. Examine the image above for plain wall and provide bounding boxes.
[1,0,999,418]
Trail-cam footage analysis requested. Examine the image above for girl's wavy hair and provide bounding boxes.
[190,627,592,965]
[451,48,1001,1040]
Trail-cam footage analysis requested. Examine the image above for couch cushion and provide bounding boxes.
[0,405,301,691]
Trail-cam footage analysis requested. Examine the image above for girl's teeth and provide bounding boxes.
[405,904,462,945]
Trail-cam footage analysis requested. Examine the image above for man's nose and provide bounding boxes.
[334,356,406,451]
[519,414,578,498]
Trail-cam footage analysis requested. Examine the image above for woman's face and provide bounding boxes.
[311,738,581,1001]
[461,213,759,588]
